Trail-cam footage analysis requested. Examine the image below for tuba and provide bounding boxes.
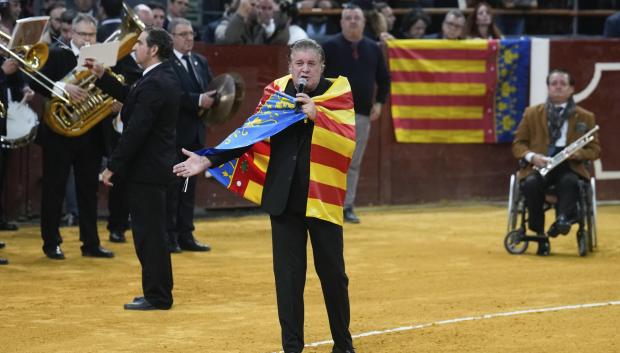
[44,3,145,137]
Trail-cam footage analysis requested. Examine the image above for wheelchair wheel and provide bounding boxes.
[504,230,528,254]
[577,229,588,257]
[507,174,520,232]
[588,177,598,250]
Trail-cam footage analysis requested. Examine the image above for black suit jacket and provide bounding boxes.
[209,77,332,216]
[170,53,213,149]
[97,61,181,185]
[97,19,121,43]
[30,46,76,98]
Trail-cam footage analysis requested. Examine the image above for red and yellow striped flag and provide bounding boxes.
[387,39,499,143]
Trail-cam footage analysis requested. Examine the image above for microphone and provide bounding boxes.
[295,78,307,112]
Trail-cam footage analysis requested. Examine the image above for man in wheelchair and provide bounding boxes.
[512,69,601,256]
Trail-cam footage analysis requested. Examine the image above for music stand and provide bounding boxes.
[8,16,49,49]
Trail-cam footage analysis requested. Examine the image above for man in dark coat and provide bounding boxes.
[89,27,181,310]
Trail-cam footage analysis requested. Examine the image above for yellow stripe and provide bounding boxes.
[318,106,356,126]
[309,161,347,190]
[253,152,269,174]
[313,76,352,104]
[306,198,343,226]
[392,106,483,119]
[243,179,263,205]
[394,129,484,143]
[388,39,489,50]
[390,59,486,73]
[391,82,487,96]
[312,126,356,159]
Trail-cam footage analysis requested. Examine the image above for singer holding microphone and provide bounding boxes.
[174,39,357,353]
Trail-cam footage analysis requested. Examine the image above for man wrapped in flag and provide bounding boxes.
[173,39,357,353]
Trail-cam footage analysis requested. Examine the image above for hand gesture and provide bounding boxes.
[295,93,317,121]
[173,148,213,177]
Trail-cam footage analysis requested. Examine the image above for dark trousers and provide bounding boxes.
[166,170,198,245]
[270,212,353,353]
[521,163,580,233]
[40,131,102,252]
[0,148,9,222]
[128,182,173,309]
[107,177,130,233]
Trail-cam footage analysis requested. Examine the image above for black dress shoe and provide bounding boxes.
[0,257,8,265]
[44,245,65,260]
[0,222,18,231]
[547,215,572,237]
[168,243,182,253]
[179,238,211,252]
[536,239,550,256]
[81,246,115,258]
[123,297,159,311]
[133,296,144,302]
[109,231,126,243]
[343,207,360,224]
[0,241,5,248]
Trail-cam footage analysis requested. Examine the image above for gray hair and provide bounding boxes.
[72,13,98,29]
[444,9,464,21]
[167,17,192,33]
[289,39,325,65]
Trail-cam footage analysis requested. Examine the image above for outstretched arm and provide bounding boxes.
[173,148,213,177]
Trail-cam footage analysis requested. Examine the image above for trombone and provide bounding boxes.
[0,30,70,105]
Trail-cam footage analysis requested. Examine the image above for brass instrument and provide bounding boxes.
[0,101,5,119]
[536,125,599,177]
[44,2,145,137]
[0,30,49,71]
[202,73,245,125]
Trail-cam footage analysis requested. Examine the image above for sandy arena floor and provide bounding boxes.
[1,203,619,353]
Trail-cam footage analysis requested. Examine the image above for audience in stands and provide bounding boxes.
[426,9,465,39]
[398,8,431,39]
[465,1,502,38]
[149,2,166,28]
[604,10,620,37]
[216,0,292,45]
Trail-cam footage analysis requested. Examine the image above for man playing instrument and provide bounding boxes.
[512,69,601,256]
[31,14,114,260]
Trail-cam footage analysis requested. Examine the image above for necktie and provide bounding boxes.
[182,54,200,88]
[351,42,359,60]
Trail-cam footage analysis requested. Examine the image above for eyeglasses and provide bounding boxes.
[75,31,96,38]
[172,31,194,38]
[444,21,463,29]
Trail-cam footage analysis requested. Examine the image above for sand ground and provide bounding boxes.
[1,203,619,353]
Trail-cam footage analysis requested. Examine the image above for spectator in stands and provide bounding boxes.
[75,0,96,17]
[323,3,390,224]
[294,0,340,42]
[366,8,394,42]
[216,0,290,45]
[493,0,536,36]
[41,1,66,45]
[97,0,122,42]
[425,9,465,39]
[374,2,395,35]
[465,1,502,39]
[398,8,431,39]
[58,9,76,45]
[604,11,620,37]
[165,0,188,28]
[512,69,600,256]
[134,3,154,27]
[149,2,166,29]
[0,0,20,33]
[202,0,237,43]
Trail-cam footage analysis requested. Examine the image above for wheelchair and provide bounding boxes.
[504,173,597,257]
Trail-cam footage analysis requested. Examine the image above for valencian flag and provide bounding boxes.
[197,75,355,226]
[387,38,530,143]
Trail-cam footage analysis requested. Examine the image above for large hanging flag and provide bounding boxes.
[387,38,530,143]
[197,75,355,226]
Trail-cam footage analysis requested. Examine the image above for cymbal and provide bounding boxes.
[204,73,245,125]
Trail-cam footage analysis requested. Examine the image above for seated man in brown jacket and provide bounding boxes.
[512,69,601,256]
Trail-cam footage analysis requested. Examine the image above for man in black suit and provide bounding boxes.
[166,17,214,253]
[31,14,114,260]
[174,39,356,353]
[96,0,122,43]
[88,27,181,310]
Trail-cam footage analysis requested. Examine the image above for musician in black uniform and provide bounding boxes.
[88,27,181,310]
[166,17,214,253]
[31,14,113,260]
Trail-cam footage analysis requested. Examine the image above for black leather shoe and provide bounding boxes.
[109,231,126,243]
[81,246,115,258]
[0,241,5,248]
[179,238,211,252]
[343,208,360,224]
[168,243,182,253]
[0,222,18,231]
[536,239,550,256]
[44,245,65,260]
[123,297,159,311]
[0,257,8,265]
[547,215,572,237]
[133,296,144,302]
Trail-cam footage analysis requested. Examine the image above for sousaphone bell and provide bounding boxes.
[202,73,245,125]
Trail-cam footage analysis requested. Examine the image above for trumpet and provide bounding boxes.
[536,125,599,177]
